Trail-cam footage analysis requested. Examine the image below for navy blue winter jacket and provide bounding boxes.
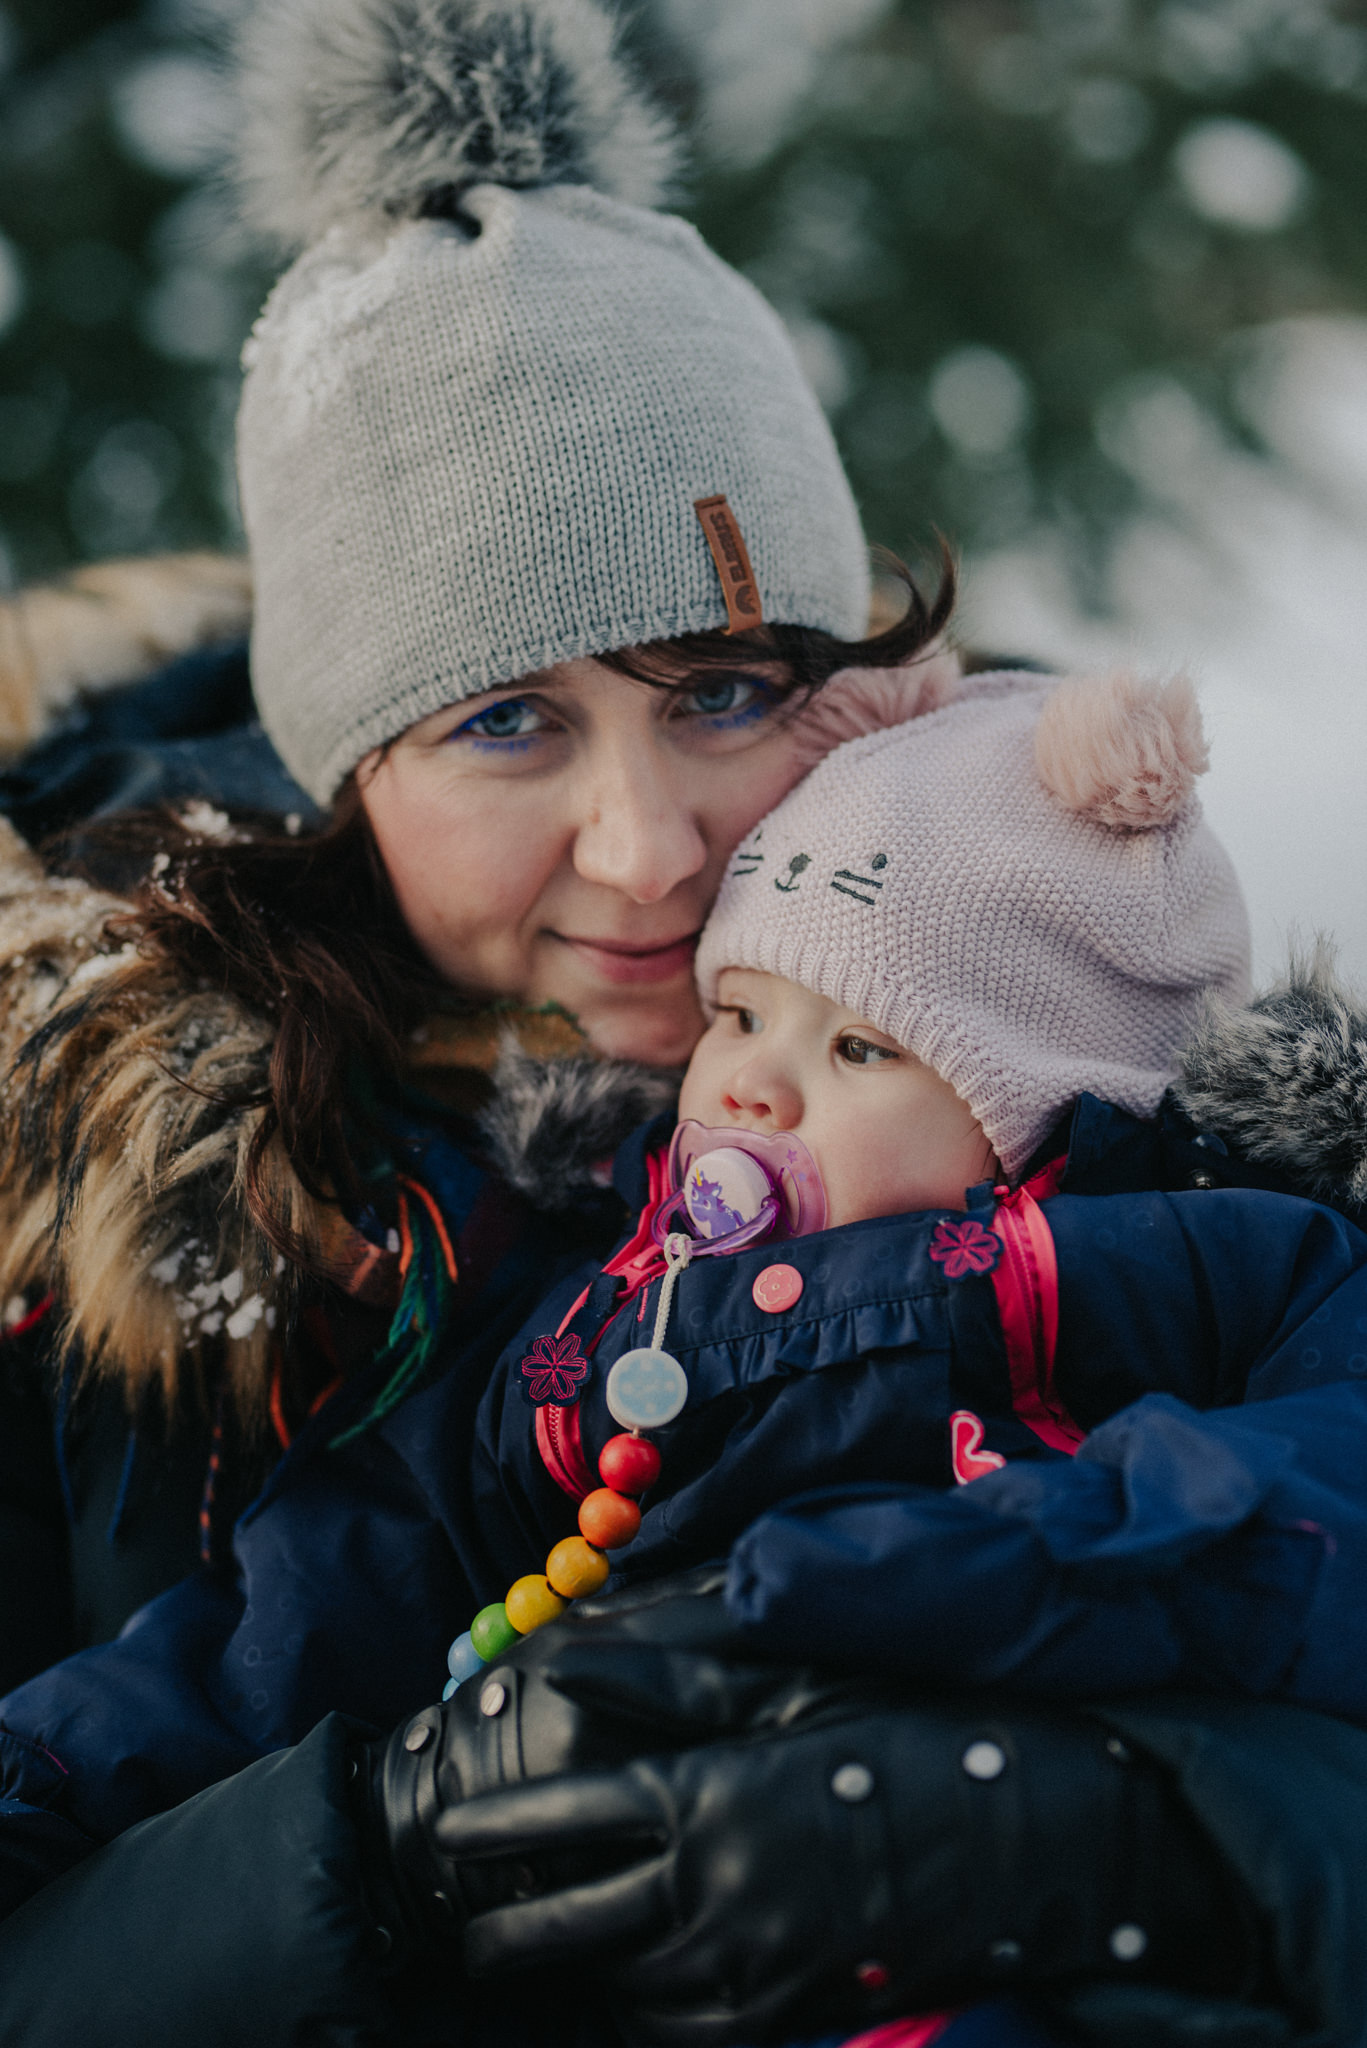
[5,1091,1367,1925]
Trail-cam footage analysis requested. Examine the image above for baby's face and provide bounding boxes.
[679,967,998,1229]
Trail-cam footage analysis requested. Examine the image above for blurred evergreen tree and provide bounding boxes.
[1,0,1365,602]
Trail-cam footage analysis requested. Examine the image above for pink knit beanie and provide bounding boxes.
[696,669,1251,1181]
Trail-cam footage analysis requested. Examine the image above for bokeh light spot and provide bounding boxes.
[1173,118,1309,233]
[929,347,1032,458]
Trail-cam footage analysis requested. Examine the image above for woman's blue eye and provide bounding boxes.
[679,675,770,727]
[449,698,545,749]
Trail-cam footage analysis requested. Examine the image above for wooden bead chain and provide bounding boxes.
[442,1235,692,1694]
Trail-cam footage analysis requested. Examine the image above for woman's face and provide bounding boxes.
[360,656,813,1066]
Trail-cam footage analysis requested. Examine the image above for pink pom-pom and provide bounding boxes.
[787,648,962,771]
[1034,671,1208,832]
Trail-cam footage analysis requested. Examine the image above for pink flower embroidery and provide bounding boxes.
[521,1333,589,1406]
[928,1217,1001,1280]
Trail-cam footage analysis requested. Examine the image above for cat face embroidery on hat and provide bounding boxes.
[830,853,888,907]
[729,831,764,881]
[765,848,888,902]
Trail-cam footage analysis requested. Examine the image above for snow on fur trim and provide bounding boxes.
[477,1032,679,1210]
[236,0,680,249]
[1035,671,1208,831]
[785,647,963,773]
[1175,943,1367,1217]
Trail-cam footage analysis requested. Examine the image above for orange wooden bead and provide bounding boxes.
[578,1487,642,1551]
[545,1535,611,1599]
[505,1574,568,1635]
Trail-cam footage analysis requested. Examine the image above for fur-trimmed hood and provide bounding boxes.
[1174,945,1367,1221]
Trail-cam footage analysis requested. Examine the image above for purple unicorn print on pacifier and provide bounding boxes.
[652,1121,827,1255]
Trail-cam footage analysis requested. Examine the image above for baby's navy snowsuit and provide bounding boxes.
[471,1092,1367,1723]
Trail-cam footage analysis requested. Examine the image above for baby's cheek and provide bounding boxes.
[817,1114,907,1225]
[677,1044,723,1125]
[821,1106,977,1225]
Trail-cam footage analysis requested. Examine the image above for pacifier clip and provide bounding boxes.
[443,1233,694,1690]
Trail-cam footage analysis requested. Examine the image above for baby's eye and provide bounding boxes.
[675,675,770,725]
[719,1004,760,1035]
[838,1034,899,1066]
[448,698,547,747]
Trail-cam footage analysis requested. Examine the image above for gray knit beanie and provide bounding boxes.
[696,670,1252,1180]
[233,0,870,804]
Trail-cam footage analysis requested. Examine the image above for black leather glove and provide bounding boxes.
[440,1696,1261,2048]
[350,1568,871,1967]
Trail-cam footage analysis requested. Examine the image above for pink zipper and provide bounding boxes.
[990,1162,1084,1454]
[534,1152,676,1501]
[840,2016,955,2048]
[536,1400,594,1501]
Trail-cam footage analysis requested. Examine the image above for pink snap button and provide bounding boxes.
[752,1263,803,1313]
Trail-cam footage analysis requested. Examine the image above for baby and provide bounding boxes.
[446,667,1367,1712]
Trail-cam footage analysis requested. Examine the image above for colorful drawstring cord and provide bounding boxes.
[329,1175,458,1448]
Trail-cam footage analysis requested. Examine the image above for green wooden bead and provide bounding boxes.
[470,1602,518,1662]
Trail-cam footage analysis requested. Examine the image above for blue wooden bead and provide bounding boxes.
[446,1631,483,1684]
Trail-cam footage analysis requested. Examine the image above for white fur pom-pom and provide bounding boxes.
[1034,670,1209,831]
[788,649,962,771]
[236,0,681,250]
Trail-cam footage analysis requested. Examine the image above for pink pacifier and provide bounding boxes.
[651,1121,827,1255]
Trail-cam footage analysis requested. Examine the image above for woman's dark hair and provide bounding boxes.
[597,548,953,695]
[70,549,955,1262]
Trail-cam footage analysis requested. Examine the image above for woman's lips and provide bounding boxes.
[555,932,699,985]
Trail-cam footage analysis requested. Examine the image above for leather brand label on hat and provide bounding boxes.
[694,495,764,634]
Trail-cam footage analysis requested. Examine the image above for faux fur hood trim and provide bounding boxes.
[1174,944,1367,1219]
[0,554,251,759]
[477,1032,679,1210]
[0,816,306,1416]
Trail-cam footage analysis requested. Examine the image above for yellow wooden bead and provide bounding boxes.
[545,1535,610,1600]
[505,1574,568,1635]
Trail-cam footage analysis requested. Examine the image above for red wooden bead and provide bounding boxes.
[598,1433,662,1495]
[578,1487,642,1550]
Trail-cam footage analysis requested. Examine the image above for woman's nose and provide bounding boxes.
[722,1058,803,1133]
[572,757,708,904]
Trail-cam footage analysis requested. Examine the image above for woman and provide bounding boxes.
[0,3,1365,2045]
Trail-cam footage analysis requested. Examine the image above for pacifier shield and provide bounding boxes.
[667,1122,827,1240]
[684,1147,774,1240]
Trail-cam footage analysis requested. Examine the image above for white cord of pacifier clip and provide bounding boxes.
[650,1232,693,1354]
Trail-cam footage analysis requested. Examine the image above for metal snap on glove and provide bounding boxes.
[349,1567,875,1969]
[440,1699,1260,2048]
